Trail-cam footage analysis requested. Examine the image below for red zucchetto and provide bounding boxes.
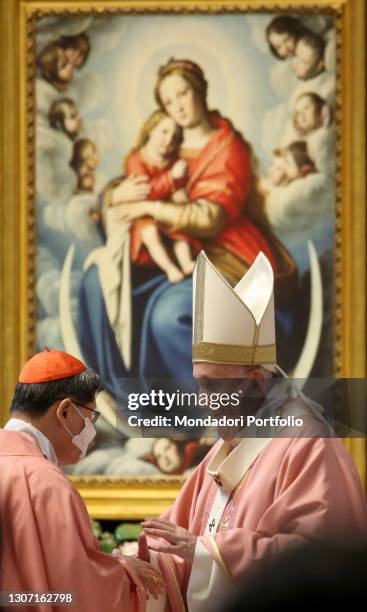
[18,348,86,383]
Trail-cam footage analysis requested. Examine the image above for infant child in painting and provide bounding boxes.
[49,98,82,139]
[293,92,330,136]
[267,141,317,188]
[125,110,195,283]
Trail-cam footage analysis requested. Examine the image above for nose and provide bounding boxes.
[174,99,184,114]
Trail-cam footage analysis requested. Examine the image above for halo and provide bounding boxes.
[135,42,228,118]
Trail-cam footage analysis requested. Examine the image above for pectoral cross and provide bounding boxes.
[219,515,231,529]
[208,518,216,533]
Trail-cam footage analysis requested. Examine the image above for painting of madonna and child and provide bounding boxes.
[35,12,336,475]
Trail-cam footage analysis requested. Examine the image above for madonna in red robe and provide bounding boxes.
[116,59,296,300]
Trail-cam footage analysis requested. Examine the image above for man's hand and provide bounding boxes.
[142,519,197,563]
[112,548,163,599]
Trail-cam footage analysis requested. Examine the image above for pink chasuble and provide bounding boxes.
[151,416,367,612]
[0,430,147,612]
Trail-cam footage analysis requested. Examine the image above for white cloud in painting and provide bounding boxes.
[37,316,64,351]
[36,125,75,202]
[306,126,336,177]
[37,269,61,317]
[81,119,113,153]
[265,172,334,273]
[68,71,105,114]
[246,14,273,54]
[36,79,64,127]
[107,454,160,476]
[270,60,300,99]
[37,245,60,275]
[70,448,124,476]
[290,70,335,107]
[87,16,130,54]
[36,16,94,53]
[65,193,102,246]
[261,102,290,155]
[36,14,129,57]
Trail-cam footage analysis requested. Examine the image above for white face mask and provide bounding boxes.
[63,404,97,459]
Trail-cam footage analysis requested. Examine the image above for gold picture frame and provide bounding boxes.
[0,0,366,518]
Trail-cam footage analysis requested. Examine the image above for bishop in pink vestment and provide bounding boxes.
[0,349,163,612]
[145,417,367,612]
[0,430,148,612]
[142,251,367,612]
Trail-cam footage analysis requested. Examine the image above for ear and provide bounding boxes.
[56,397,73,423]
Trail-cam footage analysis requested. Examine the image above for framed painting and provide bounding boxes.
[0,0,366,518]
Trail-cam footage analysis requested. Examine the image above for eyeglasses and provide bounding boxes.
[54,398,101,424]
[74,401,101,424]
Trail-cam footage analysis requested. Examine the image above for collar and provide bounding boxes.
[206,436,270,494]
[5,418,58,465]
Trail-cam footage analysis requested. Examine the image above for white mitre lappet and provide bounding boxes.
[192,250,276,366]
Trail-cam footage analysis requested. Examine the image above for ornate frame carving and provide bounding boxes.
[1,0,365,517]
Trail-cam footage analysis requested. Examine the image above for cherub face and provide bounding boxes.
[64,47,86,67]
[56,49,75,83]
[294,96,322,135]
[292,40,323,80]
[148,117,178,157]
[78,163,95,191]
[81,143,99,171]
[64,105,82,136]
[268,155,288,186]
[268,31,297,59]
[159,74,203,128]
[153,438,181,474]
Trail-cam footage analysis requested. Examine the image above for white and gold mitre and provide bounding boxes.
[192,251,276,365]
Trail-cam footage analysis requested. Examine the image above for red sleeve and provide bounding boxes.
[188,135,252,221]
[125,150,175,200]
[149,169,175,200]
[125,150,149,177]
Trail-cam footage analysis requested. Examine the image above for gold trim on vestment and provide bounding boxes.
[208,536,233,580]
[193,254,205,342]
[192,341,276,364]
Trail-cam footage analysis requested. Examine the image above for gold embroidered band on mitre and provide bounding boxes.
[192,341,276,365]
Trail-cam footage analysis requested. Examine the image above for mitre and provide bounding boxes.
[192,251,276,365]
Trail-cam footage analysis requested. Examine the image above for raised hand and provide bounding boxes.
[142,518,197,563]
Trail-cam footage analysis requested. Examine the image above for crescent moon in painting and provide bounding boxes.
[59,242,323,430]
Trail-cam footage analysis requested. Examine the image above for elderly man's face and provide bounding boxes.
[193,362,266,383]
[193,362,270,441]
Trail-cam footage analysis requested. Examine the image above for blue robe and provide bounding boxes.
[78,263,299,411]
